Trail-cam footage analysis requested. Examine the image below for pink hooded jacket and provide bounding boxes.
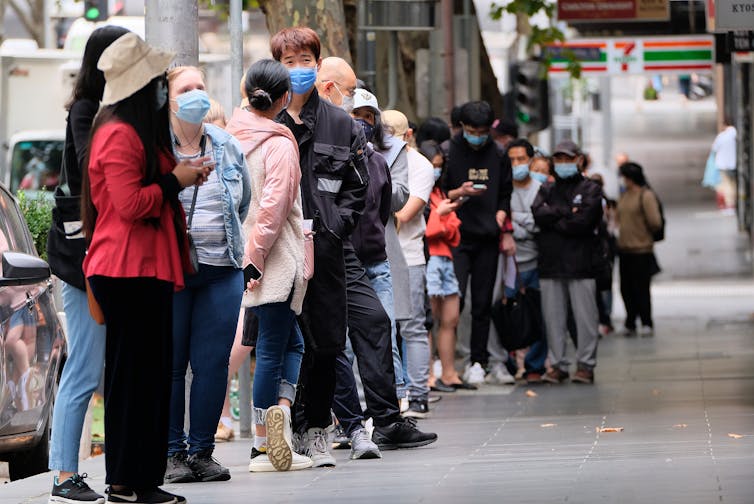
[226,107,307,313]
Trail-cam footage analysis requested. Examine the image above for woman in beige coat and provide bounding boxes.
[225,59,311,473]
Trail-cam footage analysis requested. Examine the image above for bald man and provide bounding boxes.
[315,57,438,456]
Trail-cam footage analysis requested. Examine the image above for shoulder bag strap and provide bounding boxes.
[186,133,207,232]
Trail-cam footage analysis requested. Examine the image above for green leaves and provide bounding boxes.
[17,191,53,261]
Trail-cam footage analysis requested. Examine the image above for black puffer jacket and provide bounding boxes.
[532,175,603,279]
[277,91,368,355]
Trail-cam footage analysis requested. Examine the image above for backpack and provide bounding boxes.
[640,188,665,242]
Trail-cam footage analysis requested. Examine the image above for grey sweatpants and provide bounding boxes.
[540,278,599,371]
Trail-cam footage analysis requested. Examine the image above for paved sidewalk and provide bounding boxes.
[4,278,753,503]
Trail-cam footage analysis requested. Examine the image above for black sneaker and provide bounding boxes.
[372,417,438,450]
[152,488,186,504]
[105,487,178,504]
[187,448,231,482]
[164,451,195,483]
[402,399,430,419]
[50,473,104,503]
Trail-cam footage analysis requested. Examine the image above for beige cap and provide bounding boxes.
[382,109,409,137]
[98,32,175,106]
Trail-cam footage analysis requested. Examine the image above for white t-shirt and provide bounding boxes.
[712,126,737,171]
[398,148,435,266]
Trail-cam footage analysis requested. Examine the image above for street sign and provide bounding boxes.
[557,0,669,22]
[547,36,714,76]
[715,0,754,31]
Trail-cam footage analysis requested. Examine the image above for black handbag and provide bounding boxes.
[46,155,87,291]
[491,268,544,351]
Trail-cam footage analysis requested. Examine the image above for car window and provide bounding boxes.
[0,188,35,256]
[10,140,64,196]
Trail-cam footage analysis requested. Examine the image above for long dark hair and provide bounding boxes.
[245,59,290,111]
[66,26,130,110]
[619,161,648,187]
[81,76,175,242]
[416,117,451,146]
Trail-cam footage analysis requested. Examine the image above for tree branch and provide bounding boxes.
[7,0,42,44]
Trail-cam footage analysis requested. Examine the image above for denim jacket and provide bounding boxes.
[179,123,251,269]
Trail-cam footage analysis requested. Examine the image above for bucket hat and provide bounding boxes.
[98,32,175,106]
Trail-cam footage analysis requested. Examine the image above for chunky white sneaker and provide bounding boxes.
[349,427,381,460]
[463,362,487,385]
[265,406,293,471]
[248,447,274,472]
[485,363,515,385]
[303,427,336,467]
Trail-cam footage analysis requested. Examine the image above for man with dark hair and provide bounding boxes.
[442,100,514,384]
[449,105,463,137]
[532,140,603,385]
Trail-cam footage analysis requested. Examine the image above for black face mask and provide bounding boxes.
[355,118,375,142]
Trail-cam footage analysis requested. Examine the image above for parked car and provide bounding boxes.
[0,182,66,480]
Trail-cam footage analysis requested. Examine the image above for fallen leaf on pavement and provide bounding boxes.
[540,423,557,428]
[673,424,688,429]
[526,390,538,397]
[728,433,744,439]
[598,427,624,433]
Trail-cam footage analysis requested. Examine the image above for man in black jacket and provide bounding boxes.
[532,140,603,384]
[442,101,514,384]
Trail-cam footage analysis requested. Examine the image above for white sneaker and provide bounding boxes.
[399,397,409,414]
[249,447,274,472]
[463,362,487,385]
[302,427,336,467]
[266,405,294,471]
[349,427,381,460]
[432,360,443,379]
[485,363,515,385]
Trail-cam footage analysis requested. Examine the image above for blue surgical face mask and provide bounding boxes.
[155,80,168,111]
[554,162,579,179]
[355,118,374,142]
[463,132,488,147]
[174,89,211,124]
[512,164,530,181]
[530,172,549,184]
[433,167,442,182]
[289,67,317,95]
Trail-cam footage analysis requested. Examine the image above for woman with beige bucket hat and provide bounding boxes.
[81,33,212,504]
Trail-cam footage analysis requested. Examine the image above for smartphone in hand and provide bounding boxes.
[244,264,262,285]
[472,183,487,190]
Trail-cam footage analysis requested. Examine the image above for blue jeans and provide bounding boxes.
[168,265,242,455]
[364,260,406,398]
[504,269,548,375]
[251,299,305,425]
[49,282,107,472]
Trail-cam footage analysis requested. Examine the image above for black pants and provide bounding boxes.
[332,247,399,432]
[453,236,499,366]
[619,252,655,329]
[88,276,173,488]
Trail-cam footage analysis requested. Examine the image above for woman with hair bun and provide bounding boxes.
[226,58,312,473]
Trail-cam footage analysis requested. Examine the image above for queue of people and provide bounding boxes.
[45,25,665,504]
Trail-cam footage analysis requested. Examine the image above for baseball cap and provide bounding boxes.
[552,140,582,157]
[352,88,380,114]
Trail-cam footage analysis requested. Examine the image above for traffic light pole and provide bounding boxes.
[145,0,199,66]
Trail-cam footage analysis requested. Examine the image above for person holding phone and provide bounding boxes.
[226,58,313,472]
[164,65,251,484]
[442,101,514,385]
[81,33,211,504]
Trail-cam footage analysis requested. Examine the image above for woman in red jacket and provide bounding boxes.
[419,141,471,390]
[81,33,211,504]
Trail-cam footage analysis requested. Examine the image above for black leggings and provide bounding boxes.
[89,276,174,488]
[618,253,656,329]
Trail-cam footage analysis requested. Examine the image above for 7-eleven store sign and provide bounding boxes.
[547,36,714,76]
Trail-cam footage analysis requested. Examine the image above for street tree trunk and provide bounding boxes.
[7,0,44,46]
[257,0,352,64]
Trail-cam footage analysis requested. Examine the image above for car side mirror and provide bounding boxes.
[0,251,51,286]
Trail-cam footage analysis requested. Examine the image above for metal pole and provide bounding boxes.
[386,31,399,110]
[229,0,243,109]
[442,0,455,118]
[145,0,199,66]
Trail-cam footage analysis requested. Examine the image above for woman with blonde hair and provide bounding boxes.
[164,65,251,484]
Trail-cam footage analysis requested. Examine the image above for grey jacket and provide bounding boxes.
[511,179,541,272]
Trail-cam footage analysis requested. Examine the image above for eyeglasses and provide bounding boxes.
[324,80,356,98]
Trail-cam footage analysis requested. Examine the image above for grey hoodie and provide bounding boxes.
[511,178,541,272]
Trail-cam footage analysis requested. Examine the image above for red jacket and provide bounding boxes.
[82,121,187,291]
[426,187,461,259]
